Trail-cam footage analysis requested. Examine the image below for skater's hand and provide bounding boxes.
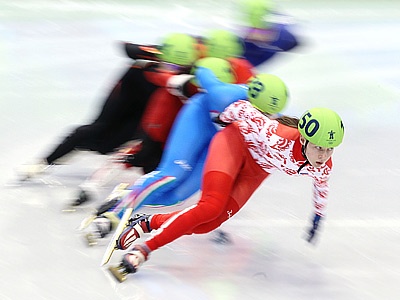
[212,114,229,127]
[305,214,322,244]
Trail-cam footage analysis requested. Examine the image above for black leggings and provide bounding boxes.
[46,65,157,164]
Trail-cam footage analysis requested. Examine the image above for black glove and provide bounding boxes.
[306,214,322,244]
[212,115,229,127]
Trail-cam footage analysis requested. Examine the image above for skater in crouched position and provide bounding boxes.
[109,100,344,280]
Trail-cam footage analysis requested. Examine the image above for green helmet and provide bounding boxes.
[192,57,235,85]
[247,73,288,114]
[204,29,244,59]
[242,0,273,28]
[298,108,345,148]
[158,33,198,66]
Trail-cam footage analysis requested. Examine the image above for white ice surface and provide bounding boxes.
[1,1,400,299]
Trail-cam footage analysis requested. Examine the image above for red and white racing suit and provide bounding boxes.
[143,100,332,252]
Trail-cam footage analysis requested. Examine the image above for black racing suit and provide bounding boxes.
[46,59,159,169]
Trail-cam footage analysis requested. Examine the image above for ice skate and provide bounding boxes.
[71,189,91,206]
[108,245,149,282]
[84,212,120,246]
[62,189,92,212]
[77,198,120,231]
[65,182,129,213]
[116,214,151,250]
[17,159,50,181]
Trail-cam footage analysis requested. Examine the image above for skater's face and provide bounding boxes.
[300,136,334,168]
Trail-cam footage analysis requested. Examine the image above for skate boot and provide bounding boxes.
[62,189,92,212]
[116,214,151,250]
[108,245,150,282]
[69,182,130,213]
[76,198,120,230]
[85,212,120,246]
[18,159,50,181]
[71,189,91,207]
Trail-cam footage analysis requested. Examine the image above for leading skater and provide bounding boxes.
[109,94,344,280]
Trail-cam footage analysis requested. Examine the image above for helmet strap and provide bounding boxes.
[297,140,310,173]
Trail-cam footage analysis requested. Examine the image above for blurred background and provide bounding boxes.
[1,1,400,299]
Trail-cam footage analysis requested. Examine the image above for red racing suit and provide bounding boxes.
[143,100,331,252]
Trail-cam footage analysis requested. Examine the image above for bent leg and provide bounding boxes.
[144,125,269,251]
[145,171,234,251]
[46,123,106,164]
[144,125,246,251]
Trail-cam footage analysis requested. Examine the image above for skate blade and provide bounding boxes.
[108,265,128,283]
[61,206,89,213]
[78,215,97,231]
[100,207,133,266]
[105,183,130,201]
[85,233,98,247]
[4,176,60,187]
[61,203,93,214]
[62,206,78,213]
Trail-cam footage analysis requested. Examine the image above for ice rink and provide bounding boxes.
[1,0,400,299]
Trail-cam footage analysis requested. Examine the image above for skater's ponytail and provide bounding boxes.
[275,115,299,128]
